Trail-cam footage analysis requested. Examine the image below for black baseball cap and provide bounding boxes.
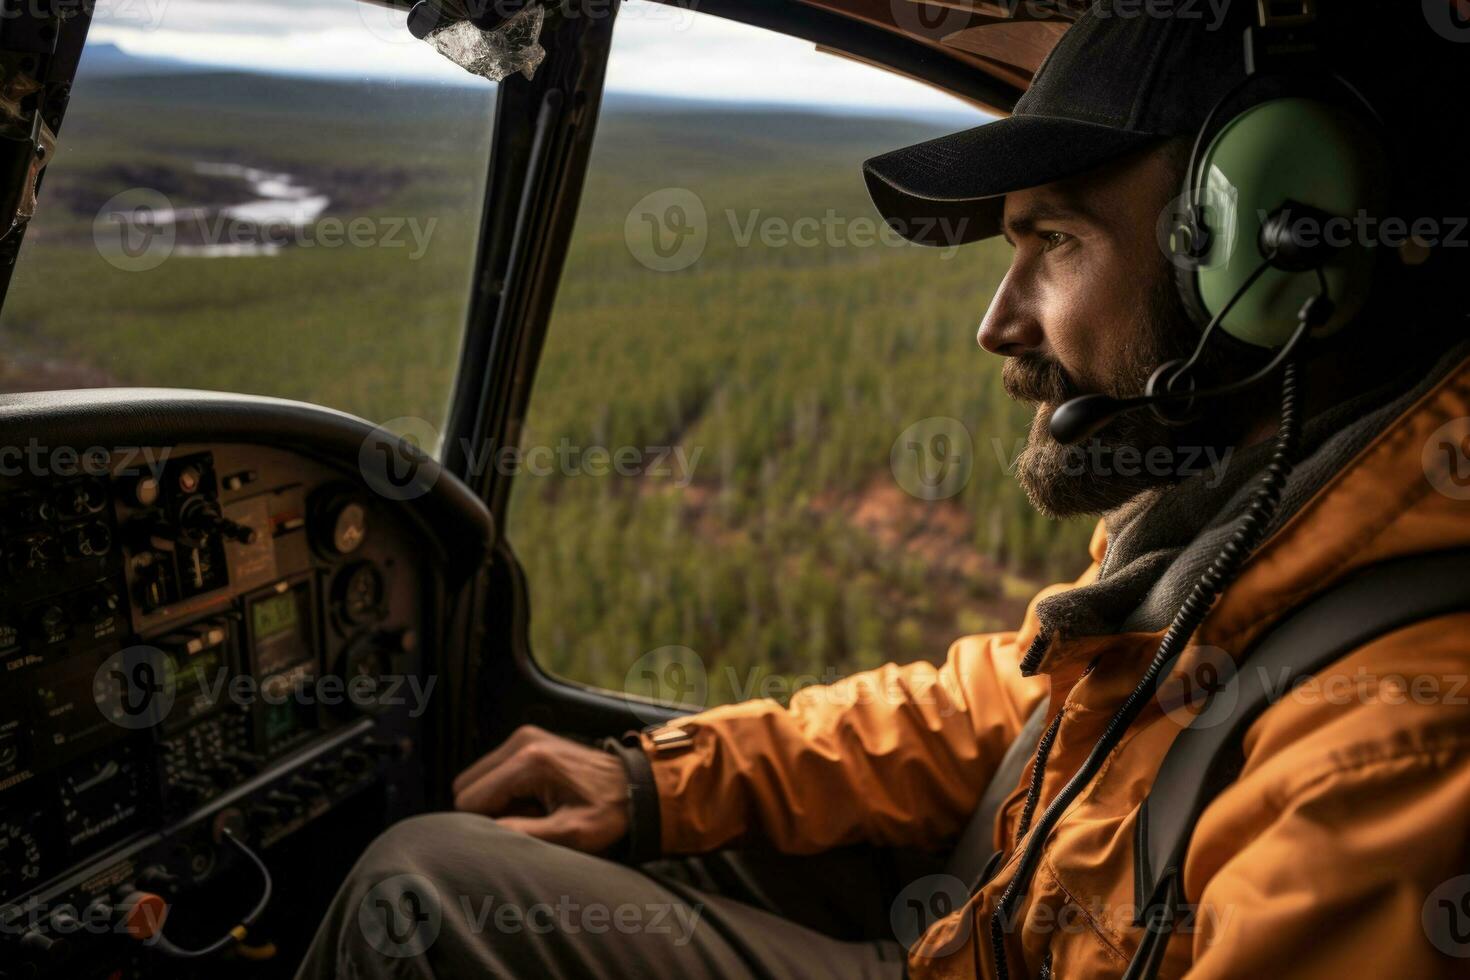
[863,1,1250,247]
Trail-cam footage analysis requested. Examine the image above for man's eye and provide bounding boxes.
[1041,231,1070,252]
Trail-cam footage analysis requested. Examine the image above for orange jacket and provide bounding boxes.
[639,353,1470,978]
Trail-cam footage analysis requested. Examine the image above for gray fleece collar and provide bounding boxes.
[1019,339,1470,676]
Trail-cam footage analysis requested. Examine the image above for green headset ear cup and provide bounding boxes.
[1182,97,1388,347]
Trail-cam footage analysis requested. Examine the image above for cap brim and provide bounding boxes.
[863,115,1159,247]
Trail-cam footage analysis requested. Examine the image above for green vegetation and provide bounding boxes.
[1,72,493,415]
[0,70,1092,710]
[508,107,1094,705]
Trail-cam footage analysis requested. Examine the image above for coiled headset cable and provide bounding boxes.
[987,293,1321,980]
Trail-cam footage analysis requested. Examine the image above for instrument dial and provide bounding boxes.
[0,811,44,901]
[338,562,386,625]
[332,503,368,555]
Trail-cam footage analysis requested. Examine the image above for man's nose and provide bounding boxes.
[977,266,1043,356]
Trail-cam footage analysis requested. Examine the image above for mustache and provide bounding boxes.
[1002,353,1081,405]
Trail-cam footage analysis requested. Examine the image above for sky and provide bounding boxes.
[88,0,983,120]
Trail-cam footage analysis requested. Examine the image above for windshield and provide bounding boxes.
[0,0,494,434]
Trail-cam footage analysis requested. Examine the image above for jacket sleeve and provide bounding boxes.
[639,627,1051,856]
[1181,618,1470,979]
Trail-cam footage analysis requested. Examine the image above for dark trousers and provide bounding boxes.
[293,812,915,979]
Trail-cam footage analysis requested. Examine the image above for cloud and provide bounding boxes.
[92,0,982,117]
[99,0,351,36]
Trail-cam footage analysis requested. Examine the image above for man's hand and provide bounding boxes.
[451,725,630,854]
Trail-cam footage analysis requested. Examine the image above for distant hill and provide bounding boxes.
[74,41,217,78]
[71,40,980,130]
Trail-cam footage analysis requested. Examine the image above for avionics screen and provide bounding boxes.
[31,651,127,770]
[249,583,313,679]
[165,646,227,727]
[252,592,299,640]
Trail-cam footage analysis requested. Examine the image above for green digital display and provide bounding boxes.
[252,592,299,640]
[264,701,299,742]
[169,649,222,694]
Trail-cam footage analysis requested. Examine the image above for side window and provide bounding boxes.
[0,0,492,435]
[505,3,1091,708]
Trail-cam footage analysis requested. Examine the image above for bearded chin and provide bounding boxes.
[1012,287,1202,517]
[1013,402,1168,519]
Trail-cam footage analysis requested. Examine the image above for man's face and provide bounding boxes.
[978,143,1199,518]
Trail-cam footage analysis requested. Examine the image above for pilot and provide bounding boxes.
[296,4,1468,979]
